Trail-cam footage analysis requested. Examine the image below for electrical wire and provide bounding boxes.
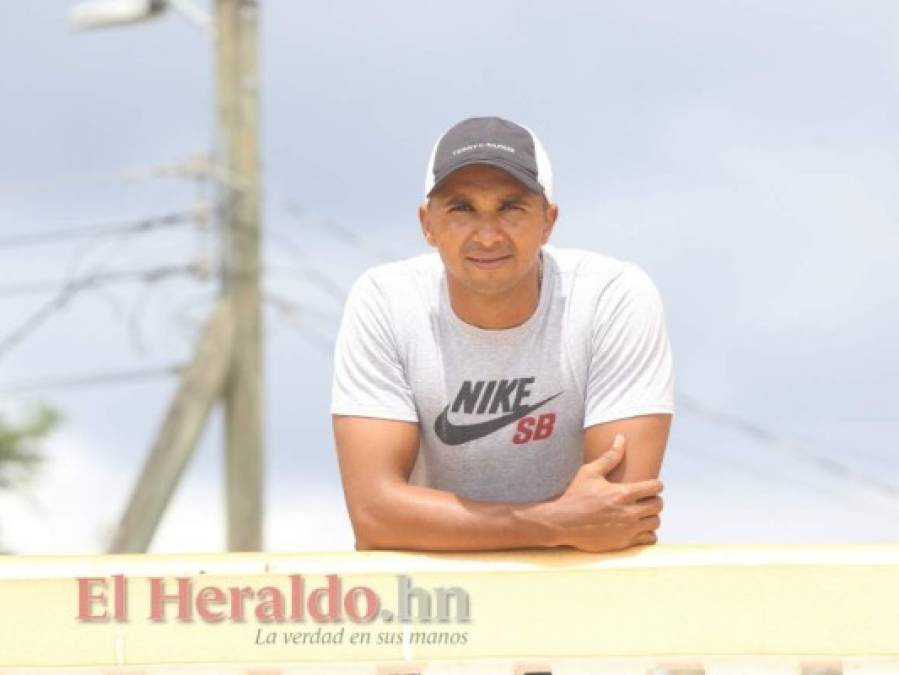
[261,224,349,303]
[0,211,199,250]
[283,199,403,263]
[0,365,183,395]
[263,289,336,355]
[0,264,201,299]
[0,264,202,362]
[276,320,334,356]
[263,264,347,304]
[263,290,341,324]
[676,391,899,503]
[0,156,209,196]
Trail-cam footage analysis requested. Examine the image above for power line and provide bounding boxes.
[263,290,336,355]
[295,328,334,355]
[261,223,349,303]
[676,391,899,503]
[0,364,183,395]
[283,199,402,263]
[0,264,203,362]
[0,155,209,196]
[263,264,346,304]
[0,264,203,300]
[672,444,899,523]
[273,317,334,355]
[263,290,341,324]
[47,203,211,359]
[0,210,202,250]
[168,288,339,354]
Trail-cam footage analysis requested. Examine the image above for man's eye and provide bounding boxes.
[500,203,523,211]
[449,204,472,212]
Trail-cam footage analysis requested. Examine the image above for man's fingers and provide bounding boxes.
[623,478,664,501]
[586,433,626,477]
[633,531,657,546]
[639,515,661,531]
[636,495,664,516]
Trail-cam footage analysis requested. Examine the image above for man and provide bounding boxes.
[331,116,673,553]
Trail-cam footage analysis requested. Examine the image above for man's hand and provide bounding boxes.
[540,434,663,552]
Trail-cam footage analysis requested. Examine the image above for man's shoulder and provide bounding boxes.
[365,251,442,280]
[345,252,442,318]
[544,244,639,286]
[354,252,442,294]
[544,245,665,313]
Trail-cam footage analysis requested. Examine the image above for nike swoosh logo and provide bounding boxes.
[433,392,562,446]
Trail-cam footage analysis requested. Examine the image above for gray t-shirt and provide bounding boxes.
[330,244,675,503]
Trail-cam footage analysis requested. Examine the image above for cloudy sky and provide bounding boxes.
[1,1,897,554]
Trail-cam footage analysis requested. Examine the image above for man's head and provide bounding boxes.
[419,117,558,300]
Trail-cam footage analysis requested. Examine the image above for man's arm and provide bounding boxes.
[581,263,675,485]
[334,415,662,553]
[584,413,672,483]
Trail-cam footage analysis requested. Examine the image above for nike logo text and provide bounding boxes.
[434,390,562,445]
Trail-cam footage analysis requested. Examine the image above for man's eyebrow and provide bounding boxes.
[500,192,538,204]
[434,190,537,205]
[440,194,472,205]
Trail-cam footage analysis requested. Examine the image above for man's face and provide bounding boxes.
[418,164,558,299]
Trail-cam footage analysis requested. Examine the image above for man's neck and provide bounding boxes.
[447,256,543,330]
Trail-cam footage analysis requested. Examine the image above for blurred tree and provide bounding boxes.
[0,404,62,553]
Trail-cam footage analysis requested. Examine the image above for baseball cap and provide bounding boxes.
[424,116,554,201]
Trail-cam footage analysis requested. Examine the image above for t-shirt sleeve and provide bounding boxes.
[330,271,419,422]
[583,263,675,428]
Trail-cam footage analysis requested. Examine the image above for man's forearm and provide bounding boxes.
[351,482,562,552]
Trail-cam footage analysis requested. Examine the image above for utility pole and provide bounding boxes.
[108,301,235,553]
[216,0,263,552]
[74,0,265,553]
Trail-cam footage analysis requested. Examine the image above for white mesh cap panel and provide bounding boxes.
[423,131,445,196]
[519,122,554,202]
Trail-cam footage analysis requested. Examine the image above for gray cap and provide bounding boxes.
[424,116,554,200]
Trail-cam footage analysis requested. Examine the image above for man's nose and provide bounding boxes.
[470,215,505,247]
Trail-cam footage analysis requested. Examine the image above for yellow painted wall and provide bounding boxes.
[0,544,897,668]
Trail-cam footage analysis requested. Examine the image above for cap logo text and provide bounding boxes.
[451,142,515,156]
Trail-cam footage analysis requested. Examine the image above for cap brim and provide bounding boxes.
[426,158,544,198]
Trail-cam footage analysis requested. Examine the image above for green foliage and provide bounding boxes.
[0,404,62,489]
[0,404,62,553]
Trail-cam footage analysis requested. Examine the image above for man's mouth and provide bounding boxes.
[466,254,512,269]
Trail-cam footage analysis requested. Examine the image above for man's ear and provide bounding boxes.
[541,201,559,244]
[419,200,436,247]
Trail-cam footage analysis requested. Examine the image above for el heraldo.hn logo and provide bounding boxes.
[434,377,562,446]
